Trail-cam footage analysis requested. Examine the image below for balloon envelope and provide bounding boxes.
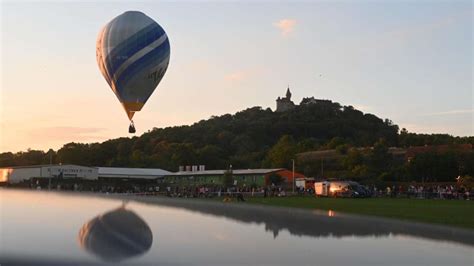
[78,207,153,262]
[96,11,170,120]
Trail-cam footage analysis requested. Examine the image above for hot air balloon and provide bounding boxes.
[96,11,170,133]
[78,207,153,262]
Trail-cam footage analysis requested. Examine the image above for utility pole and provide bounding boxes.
[292,159,295,194]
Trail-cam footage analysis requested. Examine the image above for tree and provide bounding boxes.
[57,143,91,165]
[368,139,392,178]
[263,135,297,168]
[0,152,15,167]
[350,165,369,180]
[343,148,364,168]
[336,144,350,154]
[326,137,346,149]
[197,145,225,169]
[407,151,460,182]
[223,170,234,188]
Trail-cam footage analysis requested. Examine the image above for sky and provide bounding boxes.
[0,0,472,152]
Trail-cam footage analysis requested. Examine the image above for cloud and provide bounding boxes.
[224,71,247,82]
[421,109,474,116]
[273,19,297,36]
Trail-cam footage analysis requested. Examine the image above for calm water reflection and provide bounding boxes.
[1,189,473,266]
[127,196,474,245]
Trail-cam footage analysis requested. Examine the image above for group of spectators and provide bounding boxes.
[380,184,472,200]
[157,185,281,199]
[115,184,299,200]
[26,179,473,200]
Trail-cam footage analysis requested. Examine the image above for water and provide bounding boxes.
[1,189,473,265]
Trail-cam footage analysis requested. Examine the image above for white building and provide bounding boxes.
[0,164,98,184]
[0,165,172,184]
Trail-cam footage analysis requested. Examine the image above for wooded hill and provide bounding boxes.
[1,99,472,182]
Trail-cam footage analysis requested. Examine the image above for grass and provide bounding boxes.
[242,196,474,229]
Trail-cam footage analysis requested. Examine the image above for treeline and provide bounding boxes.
[1,99,472,183]
[296,138,474,183]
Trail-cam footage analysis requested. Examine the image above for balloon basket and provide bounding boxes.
[129,121,136,134]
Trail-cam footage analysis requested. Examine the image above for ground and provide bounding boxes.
[240,196,474,229]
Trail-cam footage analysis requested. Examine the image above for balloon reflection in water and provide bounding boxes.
[78,207,153,262]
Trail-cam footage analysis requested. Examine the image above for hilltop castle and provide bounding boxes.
[276,87,330,112]
[275,87,296,112]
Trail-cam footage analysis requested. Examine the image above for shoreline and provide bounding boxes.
[95,193,474,247]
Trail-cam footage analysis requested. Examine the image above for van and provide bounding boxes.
[315,181,370,198]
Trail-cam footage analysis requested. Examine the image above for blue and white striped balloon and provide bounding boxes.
[96,11,170,121]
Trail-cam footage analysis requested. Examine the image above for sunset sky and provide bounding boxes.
[1,1,472,152]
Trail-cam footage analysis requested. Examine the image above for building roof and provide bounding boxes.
[97,167,171,178]
[170,168,283,176]
[0,164,92,169]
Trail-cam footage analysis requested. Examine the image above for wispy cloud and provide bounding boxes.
[421,109,474,116]
[273,19,297,36]
[224,71,247,82]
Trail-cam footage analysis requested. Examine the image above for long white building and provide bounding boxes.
[0,164,98,184]
[0,165,171,184]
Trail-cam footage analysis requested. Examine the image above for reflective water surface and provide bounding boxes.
[1,189,473,265]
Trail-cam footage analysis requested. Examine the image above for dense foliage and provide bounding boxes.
[299,139,474,184]
[1,99,472,183]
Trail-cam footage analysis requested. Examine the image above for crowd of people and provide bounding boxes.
[23,178,473,200]
[379,184,472,200]
[157,184,316,199]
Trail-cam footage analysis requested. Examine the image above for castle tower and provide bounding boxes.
[276,86,295,112]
